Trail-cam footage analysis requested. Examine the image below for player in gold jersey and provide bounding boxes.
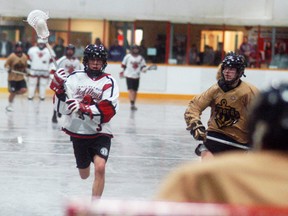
[4,42,28,112]
[184,52,258,160]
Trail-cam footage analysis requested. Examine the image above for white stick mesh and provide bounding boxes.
[27,10,50,39]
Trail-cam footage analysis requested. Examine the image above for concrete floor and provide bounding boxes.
[0,94,205,216]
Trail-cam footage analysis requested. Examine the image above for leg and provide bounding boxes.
[78,165,90,179]
[200,150,214,160]
[39,77,49,100]
[27,76,38,99]
[92,155,106,197]
[52,110,58,123]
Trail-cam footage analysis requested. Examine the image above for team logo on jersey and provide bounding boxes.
[131,61,139,69]
[100,147,109,156]
[214,99,240,128]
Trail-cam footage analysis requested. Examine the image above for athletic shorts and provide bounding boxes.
[8,80,27,93]
[126,77,140,91]
[71,135,111,169]
[204,131,250,154]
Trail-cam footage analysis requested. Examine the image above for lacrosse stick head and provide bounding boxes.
[27,10,50,39]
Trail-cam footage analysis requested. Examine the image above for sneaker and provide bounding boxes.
[131,105,138,111]
[195,144,208,156]
[28,97,33,101]
[5,106,14,112]
[57,113,62,118]
[40,98,45,101]
[52,115,58,123]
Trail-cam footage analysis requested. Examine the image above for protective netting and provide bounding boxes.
[27,10,50,39]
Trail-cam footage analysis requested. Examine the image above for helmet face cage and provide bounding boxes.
[14,41,23,53]
[130,45,139,55]
[83,44,107,72]
[248,83,288,151]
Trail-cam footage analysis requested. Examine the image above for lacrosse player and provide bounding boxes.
[27,38,55,100]
[156,83,288,206]
[184,52,258,160]
[50,44,82,123]
[4,42,28,112]
[50,44,119,197]
[120,44,147,110]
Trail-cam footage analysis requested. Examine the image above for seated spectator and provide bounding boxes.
[155,83,288,207]
[108,39,125,62]
[202,45,214,65]
[53,37,65,59]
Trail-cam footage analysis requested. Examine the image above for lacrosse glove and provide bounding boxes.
[190,120,206,141]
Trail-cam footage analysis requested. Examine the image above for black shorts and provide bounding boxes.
[71,135,111,169]
[126,77,140,91]
[8,80,27,93]
[204,131,250,154]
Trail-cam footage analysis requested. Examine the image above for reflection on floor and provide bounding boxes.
[0,94,205,216]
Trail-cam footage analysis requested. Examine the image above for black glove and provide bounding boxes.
[190,120,206,141]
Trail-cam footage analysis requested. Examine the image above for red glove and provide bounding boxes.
[66,99,93,120]
[97,100,115,123]
[50,68,67,94]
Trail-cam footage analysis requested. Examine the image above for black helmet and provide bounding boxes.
[130,44,139,55]
[14,41,23,54]
[221,52,246,85]
[83,44,107,75]
[248,83,288,151]
[66,44,75,53]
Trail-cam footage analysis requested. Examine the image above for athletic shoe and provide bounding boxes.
[131,105,138,111]
[52,115,58,123]
[5,105,14,112]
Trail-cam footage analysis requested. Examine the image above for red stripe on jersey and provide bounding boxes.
[102,83,112,91]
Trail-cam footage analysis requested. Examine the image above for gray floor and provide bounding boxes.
[0,94,204,216]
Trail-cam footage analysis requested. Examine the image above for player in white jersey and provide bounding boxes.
[27,38,55,100]
[50,44,82,123]
[120,45,147,110]
[50,44,119,197]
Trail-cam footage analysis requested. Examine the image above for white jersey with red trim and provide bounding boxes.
[54,70,119,138]
[122,53,146,79]
[27,46,55,77]
[55,56,83,74]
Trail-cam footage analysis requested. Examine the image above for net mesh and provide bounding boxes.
[27,10,50,39]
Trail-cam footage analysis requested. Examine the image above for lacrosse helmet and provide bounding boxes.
[65,44,75,58]
[37,38,47,50]
[83,44,107,76]
[130,44,140,55]
[14,41,24,54]
[221,52,246,85]
[248,83,288,151]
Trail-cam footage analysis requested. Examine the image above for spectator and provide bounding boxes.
[189,44,200,65]
[139,39,147,60]
[239,36,254,67]
[108,39,125,62]
[213,42,225,66]
[264,41,272,67]
[0,31,13,58]
[155,83,288,207]
[269,44,288,69]
[53,37,65,59]
[202,45,214,65]
[74,38,85,60]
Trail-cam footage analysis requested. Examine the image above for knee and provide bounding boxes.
[94,159,106,176]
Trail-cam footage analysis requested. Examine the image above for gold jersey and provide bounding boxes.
[184,80,259,144]
[4,53,28,81]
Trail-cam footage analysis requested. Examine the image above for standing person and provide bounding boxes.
[0,31,13,58]
[120,45,147,110]
[239,36,254,67]
[49,44,119,197]
[53,37,65,60]
[27,38,55,100]
[50,44,82,123]
[184,52,258,160]
[156,83,288,206]
[4,42,28,112]
[108,39,125,62]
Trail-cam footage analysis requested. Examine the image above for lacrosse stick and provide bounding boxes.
[206,135,251,150]
[26,10,57,68]
[142,64,157,72]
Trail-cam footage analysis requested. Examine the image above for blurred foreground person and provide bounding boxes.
[156,83,288,206]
